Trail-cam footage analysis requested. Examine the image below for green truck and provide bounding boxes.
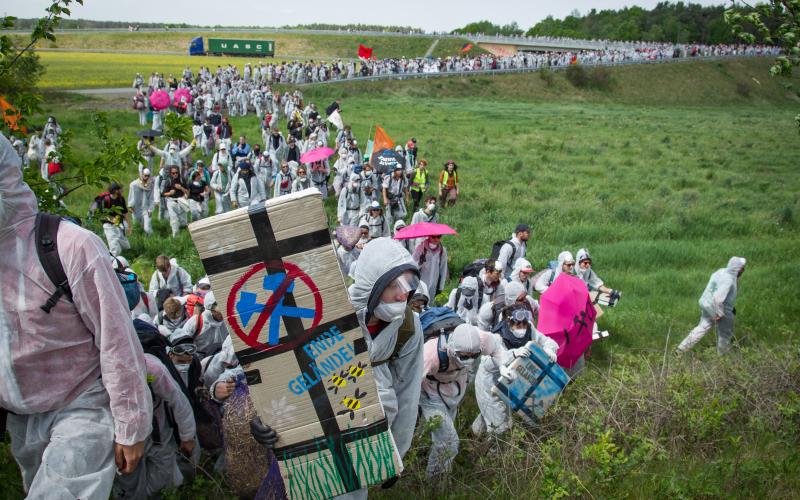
[206,38,275,57]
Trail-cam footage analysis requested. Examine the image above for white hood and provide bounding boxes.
[0,133,37,240]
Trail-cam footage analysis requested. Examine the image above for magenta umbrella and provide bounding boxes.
[393,222,457,240]
[300,146,335,164]
[173,87,192,103]
[149,90,171,110]
[537,273,597,369]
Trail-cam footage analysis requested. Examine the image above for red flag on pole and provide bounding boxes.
[358,44,373,59]
[461,43,474,53]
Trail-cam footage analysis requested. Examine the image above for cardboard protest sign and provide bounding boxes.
[189,189,401,499]
[590,290,621,308]
[492,341,570,425]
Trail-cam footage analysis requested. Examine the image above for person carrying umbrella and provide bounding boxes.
[439,160,459,207]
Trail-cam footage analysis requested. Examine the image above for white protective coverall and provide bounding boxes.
[501,258,535,298]
[420,324,504,476]
[347,238,424,462]
[574,248,604,291]
[113,353,196,499]
[337,175,366,227]
[210,166,232,214]
[534,251,575,295]
[677,257,746,355]
[230,168,266,208]
[496,234,527,280]
[446,276,481,326]
[128,174,155,235]
[477,281,536,332]
[472,324,558,436]
[393,220,414,255]
[0,133,152,499]
[148,259,193,297]
[183,291,230,356]
[412,239,449,297]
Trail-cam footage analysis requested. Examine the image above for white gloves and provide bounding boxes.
[511,345,532,358]
[545,349,558,363]
[499,364,516,382]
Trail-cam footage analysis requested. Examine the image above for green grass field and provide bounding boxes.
[3,57,799,498]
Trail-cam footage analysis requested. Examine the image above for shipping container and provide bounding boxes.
[207,38,275,57]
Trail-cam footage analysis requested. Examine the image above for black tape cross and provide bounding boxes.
[246,204,361,493]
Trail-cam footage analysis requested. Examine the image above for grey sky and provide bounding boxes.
[6,0,725,32]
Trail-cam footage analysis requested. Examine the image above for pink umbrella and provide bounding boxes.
[300,146,335,164]
[174,87,192,103]
[537,273,597,369]
[149,90,171,111]
[393,222,457,240]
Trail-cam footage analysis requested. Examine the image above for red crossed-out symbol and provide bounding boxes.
[226,261,323,353]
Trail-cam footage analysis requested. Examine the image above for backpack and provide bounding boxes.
[461,259,487,280]
[531,260,559,291]
[419,306,464,342]
[490,240,516,271]
[453,284,484,312]
[185,293,205,317]
[370,307,417,368]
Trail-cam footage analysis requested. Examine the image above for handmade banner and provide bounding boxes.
[537,273,597,369]
[492,341,570,425]
[188,189,401,499]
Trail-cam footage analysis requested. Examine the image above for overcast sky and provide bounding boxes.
[7,0,724,32]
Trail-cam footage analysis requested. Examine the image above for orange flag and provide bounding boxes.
[373,125,394,152]
[0,96,23,132]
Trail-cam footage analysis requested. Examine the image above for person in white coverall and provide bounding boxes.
[0,133,152,499]
[337,174,366,227]
[413,235,449,298]
[420,323,506,476]
[472,307,559,436]
[128,168,155,235]
[677,257,746,355]
[230,160,267,208]
[182,291,230,356]
[113,348,196,499]
[534,251,575,294]
[149,255,193,297]
[447,276,481,326]
[347,237,424,488]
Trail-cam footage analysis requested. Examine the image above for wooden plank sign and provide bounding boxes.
[188,189,401,499]
[492,341,570,425]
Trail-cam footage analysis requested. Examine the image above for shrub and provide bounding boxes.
[565,65,589,88]
[539,68,555,87]
[589,66,614,91]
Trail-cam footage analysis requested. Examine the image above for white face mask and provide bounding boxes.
[428,242,439,250]
[455,357,476,369]
[511,327,528,339]
[299,175,307,180]
[427,203,436,211]
[373,301,406,322]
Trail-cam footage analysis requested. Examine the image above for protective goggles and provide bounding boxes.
[384,272,420,297]
[460,287,477,297]
[171,343,197,356]
[510,308,532,324]
[456,351,481,361]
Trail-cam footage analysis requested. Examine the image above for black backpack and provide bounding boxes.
[490,240,515,271]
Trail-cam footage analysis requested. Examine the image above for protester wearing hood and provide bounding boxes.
[677,257,746,355]
[309,159,330,199]
[413,235,449,298]
[331,148,351,196]
[95,182,132,257]
[337,173,366,227]
[129,168,155,235]
[346,237,424,465]
[211,142,231,174]
[472,307,559,436]
[420,324,505,476]
[534,251,575,294]
[575,248,615,294]
[496,224,530,280]
[0,133,152,497]
[210,158,232,214]
[447,276,482,326]
[203,336,242,402]
[113,345,196,499]
[148,255,193,297]
[477,281,538,332]
[273,161,295,198]
[502,258,535,296]
[230,160,266,208]
[183,291,230,357]
[393,219,414,254]
[360,163,380,195]
[383,166,410,222]
[149,140,195,169]
[160,166,190,237]
[410,281,431,313]
[251,147,274,197]
[359,201,391,239]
